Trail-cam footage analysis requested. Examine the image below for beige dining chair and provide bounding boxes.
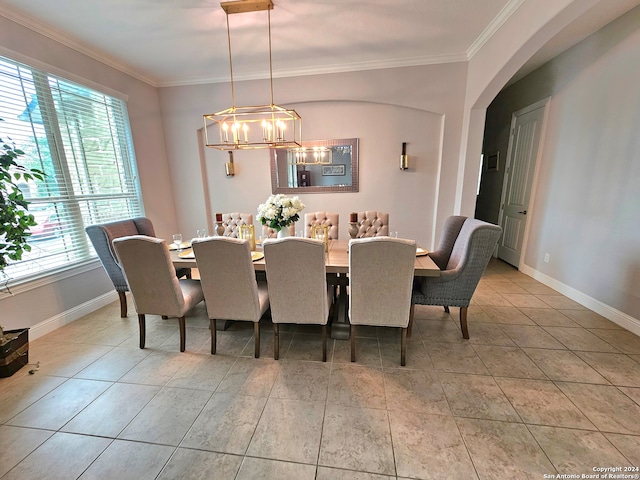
[221,212,253,237]
[355,211,389,237]
[263,237,331,361]
[111,235,204,352]
[304,212,339,239]
[191,236,270,357]
[349,237,416,366]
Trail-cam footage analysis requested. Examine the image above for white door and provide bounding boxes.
[498,101,546,267]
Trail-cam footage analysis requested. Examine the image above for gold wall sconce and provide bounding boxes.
[400,142,409,170]
[225,151,235,177]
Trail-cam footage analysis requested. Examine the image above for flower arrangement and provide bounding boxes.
[257,194,305,232]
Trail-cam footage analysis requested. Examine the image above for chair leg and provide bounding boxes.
[254,322,260,358]
[138,314,146,349]
[408,304,415,337]
[350,324,356,362]
[179,316,186,352]
[274,323,279,360]
[460,306,469,339]
[444,306,450,313]
[210,319,217,354]
[401,327,408,366]
[118,291,127,318]
[322,324,327,362]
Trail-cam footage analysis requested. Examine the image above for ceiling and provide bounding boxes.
[1,0,639,88]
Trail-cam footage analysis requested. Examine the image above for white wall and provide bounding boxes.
[480,6,640,325]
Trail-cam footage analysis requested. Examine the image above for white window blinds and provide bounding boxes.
[0,56,143,283]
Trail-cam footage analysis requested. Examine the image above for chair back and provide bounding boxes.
[221,212,253,238]
[349,237,416,327]
[304,212,339,240]
[356,211,389,237]
[429,215,467,269]
[192,236,266,321]
[112,235,185,316]
[85,217,155,291]
[263,238,329,325]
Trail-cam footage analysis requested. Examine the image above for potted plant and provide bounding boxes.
[1,121,45,376]
[257,194,305,237]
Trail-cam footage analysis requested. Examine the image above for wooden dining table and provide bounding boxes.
[170,239,440,339]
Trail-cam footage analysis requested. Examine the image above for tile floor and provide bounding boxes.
[1,259,640,479]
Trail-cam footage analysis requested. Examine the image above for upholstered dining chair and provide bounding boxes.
[262,223,296,239]
[86,217,191,318]
[410,218,502,339]
[304,212,339,240]
[263,237,331,361]
[111,235,204,352]
[355,211,389,237]
[349,237,416,366]
[191,236,270,357]
[429,215,467,270]
[221,212,253,237]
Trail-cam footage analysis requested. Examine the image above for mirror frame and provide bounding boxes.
[270,138,359,194]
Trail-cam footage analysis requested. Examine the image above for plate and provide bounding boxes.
[169,241,191,251]
[178,248,195,258]
[416,247,429,257]
[251,252,264,261]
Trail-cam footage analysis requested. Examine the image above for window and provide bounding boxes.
[0,55,143,283]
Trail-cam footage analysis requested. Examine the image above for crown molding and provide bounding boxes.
[0,4,159,87]
[467,0,525,59]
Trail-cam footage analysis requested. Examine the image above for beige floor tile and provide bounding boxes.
[333,337,381,366]
[619,386,640,405]
[471,292,513,307]
[166,352,236,391]
[426,342,490,375]
[496,378,596,429]
[410,304,452,321]
[480,306,535,325]
[575,352,640,387]
[235,457,316,480]
[0,426,53,477]
[118,351,194,386]
[78,439,175,480]
[0,374,67,424]
[205,327,255,356]
[319,404,395,476]
[485,281,529,294]
[215,357,281,397]
[543,326,620,352]
[456,418,555,480]
[62,383,159,437]
[472,345,547,379]
[380,338,433,369]
[7,378,111,430]
[537,295,586,310]
[519,308,579,327]
[440,373,520,421]
[466,322,517,347]
[327,364,386,409]
[501,294,550,309]
[499,324,567,349]
[118,386,211,446]
[390,409,478,479]
[588,328,640,354]
[270,360,331,402]
[517,283,559,295]
[383,368,450,415]
[558,309,622,329]
[415,318,466,343]
[556,382,640,435]
[604,433,640,467]
[241,328,293,359]
[74,346,151,381]
[247,397,324,464]
[157,448,241,480]
[316,466,395,480]
[158,326,213,353]
[2,432,111,480]
[529,425,629,473]
[283,333,331,362]
[117,324,179,351]
[521,348,609,384]
[181,393,267,455]
[28,341,113,378]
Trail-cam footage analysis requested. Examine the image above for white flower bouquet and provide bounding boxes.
[257,194,305,232]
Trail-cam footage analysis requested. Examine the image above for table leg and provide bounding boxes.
[329,274,350,340]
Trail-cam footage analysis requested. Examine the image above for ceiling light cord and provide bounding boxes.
[225,12,236,108]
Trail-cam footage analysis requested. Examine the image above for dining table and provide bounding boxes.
[170,239,440,339]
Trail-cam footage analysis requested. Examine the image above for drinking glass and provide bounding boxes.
[390,231,399,238]
[197,228,207,239]
[172,233,183,250]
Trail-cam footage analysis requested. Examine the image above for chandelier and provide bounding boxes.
[203,0,302,150]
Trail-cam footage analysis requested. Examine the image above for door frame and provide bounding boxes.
[498,97,550,268]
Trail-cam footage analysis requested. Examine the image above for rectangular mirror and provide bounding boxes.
[270,138,359,194]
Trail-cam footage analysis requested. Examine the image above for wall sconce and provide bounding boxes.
[225,151,235,177]
[400,142,409,170]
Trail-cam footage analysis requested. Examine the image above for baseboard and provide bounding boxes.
[519,264,640,337]
[28,291,119,341]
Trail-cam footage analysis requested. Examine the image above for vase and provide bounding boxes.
[277,228,290,238]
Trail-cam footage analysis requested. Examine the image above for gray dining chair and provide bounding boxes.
[355,211,389,237]
[263,237,332,361]
[410,218,502,339]
[86,217,191,317]
[304,212,339,240]
[429,215,467,270]
[111,235,204,352]
[349,237,416,366]
[191,236,270,357]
